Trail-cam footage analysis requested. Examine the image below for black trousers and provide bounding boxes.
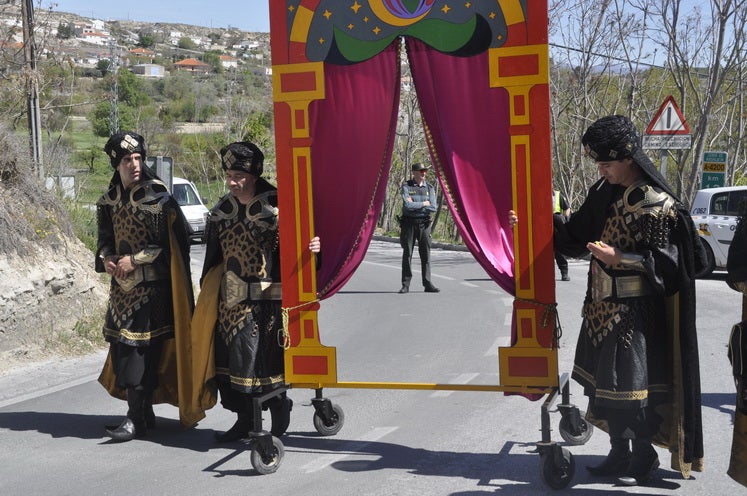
[554,250,568,274]
[110,340,163,391]
[400,217,433,287]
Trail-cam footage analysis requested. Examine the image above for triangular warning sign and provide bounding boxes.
[646,96,690,135]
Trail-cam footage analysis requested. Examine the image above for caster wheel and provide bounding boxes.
[540,447,575,489]
[559,410,593,445]
[313,402,345,436]
[250,436,284,475]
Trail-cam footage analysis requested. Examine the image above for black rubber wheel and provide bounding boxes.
[698,238,715,277]
[313,403,345,436]
[250,436,284,475]
[540,447,575,490]
[558,411,593,445]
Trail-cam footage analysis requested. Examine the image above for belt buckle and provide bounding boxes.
[222,271,248,308]
[616,276,645,298]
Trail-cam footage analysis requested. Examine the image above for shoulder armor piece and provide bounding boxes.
[246,190,279,223]
[130,179,170,207]
[623,180,676,218]
[96,185,121,207]
[624,180,677,247]
[210,194,239,221]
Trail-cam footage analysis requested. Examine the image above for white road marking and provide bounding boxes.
[485,337,511,356]
[0,373,100,409]
[301,426,399,473]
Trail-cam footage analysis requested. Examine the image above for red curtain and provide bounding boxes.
[406,39,516,294]
[309,42,402,297]
[309,38,517,297]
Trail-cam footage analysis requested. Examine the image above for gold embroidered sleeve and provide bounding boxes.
[132,246,163,265]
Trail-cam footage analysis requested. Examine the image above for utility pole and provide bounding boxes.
[21,0,43,179]
[108,39,120,135]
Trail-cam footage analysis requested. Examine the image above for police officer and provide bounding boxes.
[553,189,571,281]
[398,162,439,294]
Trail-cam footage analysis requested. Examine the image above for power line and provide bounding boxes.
[548,42,664,69]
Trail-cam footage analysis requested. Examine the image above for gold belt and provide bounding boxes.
[115,264,165,292]
[591,263,651,301]
[222,271,282,308]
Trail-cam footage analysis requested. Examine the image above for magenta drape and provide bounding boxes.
[406,39,516,294]
[309,43,402,297]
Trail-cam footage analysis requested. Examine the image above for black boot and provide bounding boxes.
[106,388,147,442]
[215,412,254,443]
[143,389,156,429]
[587,437,631,476]
[270,394,293,437]
[618,439,659,486]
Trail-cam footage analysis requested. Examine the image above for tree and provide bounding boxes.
[96,59,111,75]
[137,32,155,49]
[178,37,197,50]
[56,22,75,40]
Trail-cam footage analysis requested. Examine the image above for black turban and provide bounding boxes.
[104,131,146,168]
[220,141,264,177]
[582,115,678,200]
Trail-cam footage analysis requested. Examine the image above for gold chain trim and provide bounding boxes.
[514,297,563,349]
[280,298,321,350]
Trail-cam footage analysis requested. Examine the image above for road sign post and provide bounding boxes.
[642,96,691,179]
[701,151,727,188]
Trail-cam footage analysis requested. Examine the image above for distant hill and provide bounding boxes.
[0,3,268,50]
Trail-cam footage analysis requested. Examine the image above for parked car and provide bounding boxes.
[172,177,209,243]
[690,186,747,276]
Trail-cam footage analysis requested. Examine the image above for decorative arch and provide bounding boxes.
[270,0,558,392]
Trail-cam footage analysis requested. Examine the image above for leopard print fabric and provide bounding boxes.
[599,183,676,271]
[582,300,633,348]
[213,193,280,345]
[600,197,639,267]
[97,180,173,343]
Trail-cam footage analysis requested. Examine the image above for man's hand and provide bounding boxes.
[508,210,518,227]
[586,240,621,266]
[113,255,136,279]
[308,236,321,253]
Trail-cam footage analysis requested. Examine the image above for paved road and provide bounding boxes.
[0,240,743,495]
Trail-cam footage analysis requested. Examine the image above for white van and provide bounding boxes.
[172,177,209,243]
[690,186,747,275]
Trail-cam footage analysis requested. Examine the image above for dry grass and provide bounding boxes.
[0,125,76,256]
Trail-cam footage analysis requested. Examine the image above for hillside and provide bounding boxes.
[0,126,108,374]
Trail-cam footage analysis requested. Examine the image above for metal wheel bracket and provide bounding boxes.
[311,397,335,426]
[557,404,583,436]
[252,432,274,459]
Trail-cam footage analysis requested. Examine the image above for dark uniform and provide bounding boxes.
[399,163,439,293]
[554,116,704,486]
[553,190,570,281]
[96,131,194,441]
[726,216,747,488]
[196,141,291,442]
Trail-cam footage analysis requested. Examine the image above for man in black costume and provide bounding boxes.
[725,212,747,488]
[194,141,320,442]
[547,115,704,485]
[96,131,194,441]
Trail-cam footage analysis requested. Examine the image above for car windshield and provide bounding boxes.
[173,183,201,206]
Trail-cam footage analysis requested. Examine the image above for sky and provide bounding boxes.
[47,0,270,32]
